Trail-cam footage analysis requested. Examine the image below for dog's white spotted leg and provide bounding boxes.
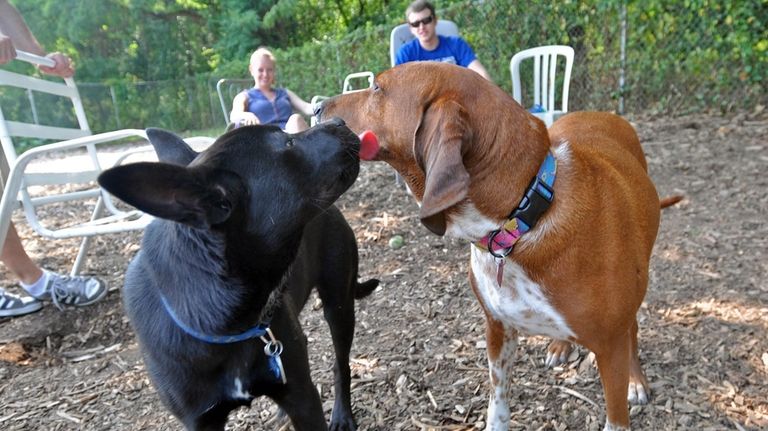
[603,423,630,431]
[483,320,518,431]
[627,318,650,405]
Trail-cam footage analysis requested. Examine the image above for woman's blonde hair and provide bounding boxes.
[249,47,276,65]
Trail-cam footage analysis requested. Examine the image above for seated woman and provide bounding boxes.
[229,47,312,133]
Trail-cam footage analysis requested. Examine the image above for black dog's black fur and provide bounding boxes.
[98,120,378,431]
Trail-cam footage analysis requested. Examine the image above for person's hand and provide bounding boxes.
[236,112,261,126]
[37,52,74,78]
[0,34,16,65]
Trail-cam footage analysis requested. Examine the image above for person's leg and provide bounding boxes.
[0,224,45,317]
[2,225,108,310]
[0,145,106,315]
[1,223,44,285]
[0,145,44,317]
[284,114,309,134]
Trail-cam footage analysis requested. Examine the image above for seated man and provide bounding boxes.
[396,0,492,81]
[229,47,313,133]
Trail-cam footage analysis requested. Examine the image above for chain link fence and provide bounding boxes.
[75,77,222,133]
[424,0,765,116]
[2,0,765,141]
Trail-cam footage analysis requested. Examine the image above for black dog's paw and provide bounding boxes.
[329,418,357,431]
[329,408,357,431]
[263,408,290,428]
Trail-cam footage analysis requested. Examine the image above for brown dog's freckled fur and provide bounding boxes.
[321,62,665,430]
[321,63,550,226]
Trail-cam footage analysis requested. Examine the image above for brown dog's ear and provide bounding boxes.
[414,99,471,236]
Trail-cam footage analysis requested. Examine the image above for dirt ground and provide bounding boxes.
[1,111,766,430]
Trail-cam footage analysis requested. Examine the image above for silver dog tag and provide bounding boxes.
[262,328,288,384]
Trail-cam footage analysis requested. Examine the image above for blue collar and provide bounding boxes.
[475,151,556,257]
[160,294,269,343]
[160,294,287,383]
[512,150,557,231]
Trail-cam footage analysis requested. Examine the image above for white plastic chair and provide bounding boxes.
[341,71,374,93]
[216,78,252,125]
[309,71,374,126]
[0,51,214,275]
[510,45,574,127]
[390,20,460,67]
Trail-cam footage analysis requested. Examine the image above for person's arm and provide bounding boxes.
[229,91,260,125]
[0,0,74,77]
[453,37,492,82]
[468,59,493,82]
[0,0,44,56]
[285,89,313,117]
[395,43,412,65]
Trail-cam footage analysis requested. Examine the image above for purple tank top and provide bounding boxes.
[245,88,293,128]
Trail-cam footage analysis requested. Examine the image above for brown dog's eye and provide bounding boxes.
[372,82,380,92]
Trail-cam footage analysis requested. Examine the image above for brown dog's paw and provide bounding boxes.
[628,375,651,405]
[545,340,575,368]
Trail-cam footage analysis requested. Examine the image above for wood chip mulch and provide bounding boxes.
[1,111,766,430]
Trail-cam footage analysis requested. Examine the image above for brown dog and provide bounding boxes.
[317,62,679,430]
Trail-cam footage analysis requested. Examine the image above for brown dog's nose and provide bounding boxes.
[313,101,325,120]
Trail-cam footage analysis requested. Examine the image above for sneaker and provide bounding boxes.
[32,272,108,310]
[0,288,43,317]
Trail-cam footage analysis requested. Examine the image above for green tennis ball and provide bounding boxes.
[388,235,404,249]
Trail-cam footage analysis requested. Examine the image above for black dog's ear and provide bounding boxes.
[146,128,198,166]
[98,162,242,229]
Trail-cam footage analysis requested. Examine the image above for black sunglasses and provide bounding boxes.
[409,15,434,28]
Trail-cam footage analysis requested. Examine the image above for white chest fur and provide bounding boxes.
[470,246,575,340]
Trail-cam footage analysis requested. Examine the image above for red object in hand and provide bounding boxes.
[358,130,379,161]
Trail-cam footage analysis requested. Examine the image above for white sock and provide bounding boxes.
[20,270,51,298]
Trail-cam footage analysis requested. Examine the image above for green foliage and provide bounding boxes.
[625,0,767,113]
[2,0,766,146]
[17,0,220,81]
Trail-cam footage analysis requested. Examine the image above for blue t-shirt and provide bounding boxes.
[395,35,477,67]
[244,87,293,128]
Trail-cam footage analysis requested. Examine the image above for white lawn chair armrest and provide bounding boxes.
[15,51,56,68]
[0,129,150,251]
[16,129,147,159]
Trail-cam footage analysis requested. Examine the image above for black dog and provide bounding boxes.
[98,120,378,431]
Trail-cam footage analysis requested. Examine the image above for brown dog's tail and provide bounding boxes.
[355,278,380,299]
[660,195,684,209]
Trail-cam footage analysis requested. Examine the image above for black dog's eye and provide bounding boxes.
[285,139,294,148]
